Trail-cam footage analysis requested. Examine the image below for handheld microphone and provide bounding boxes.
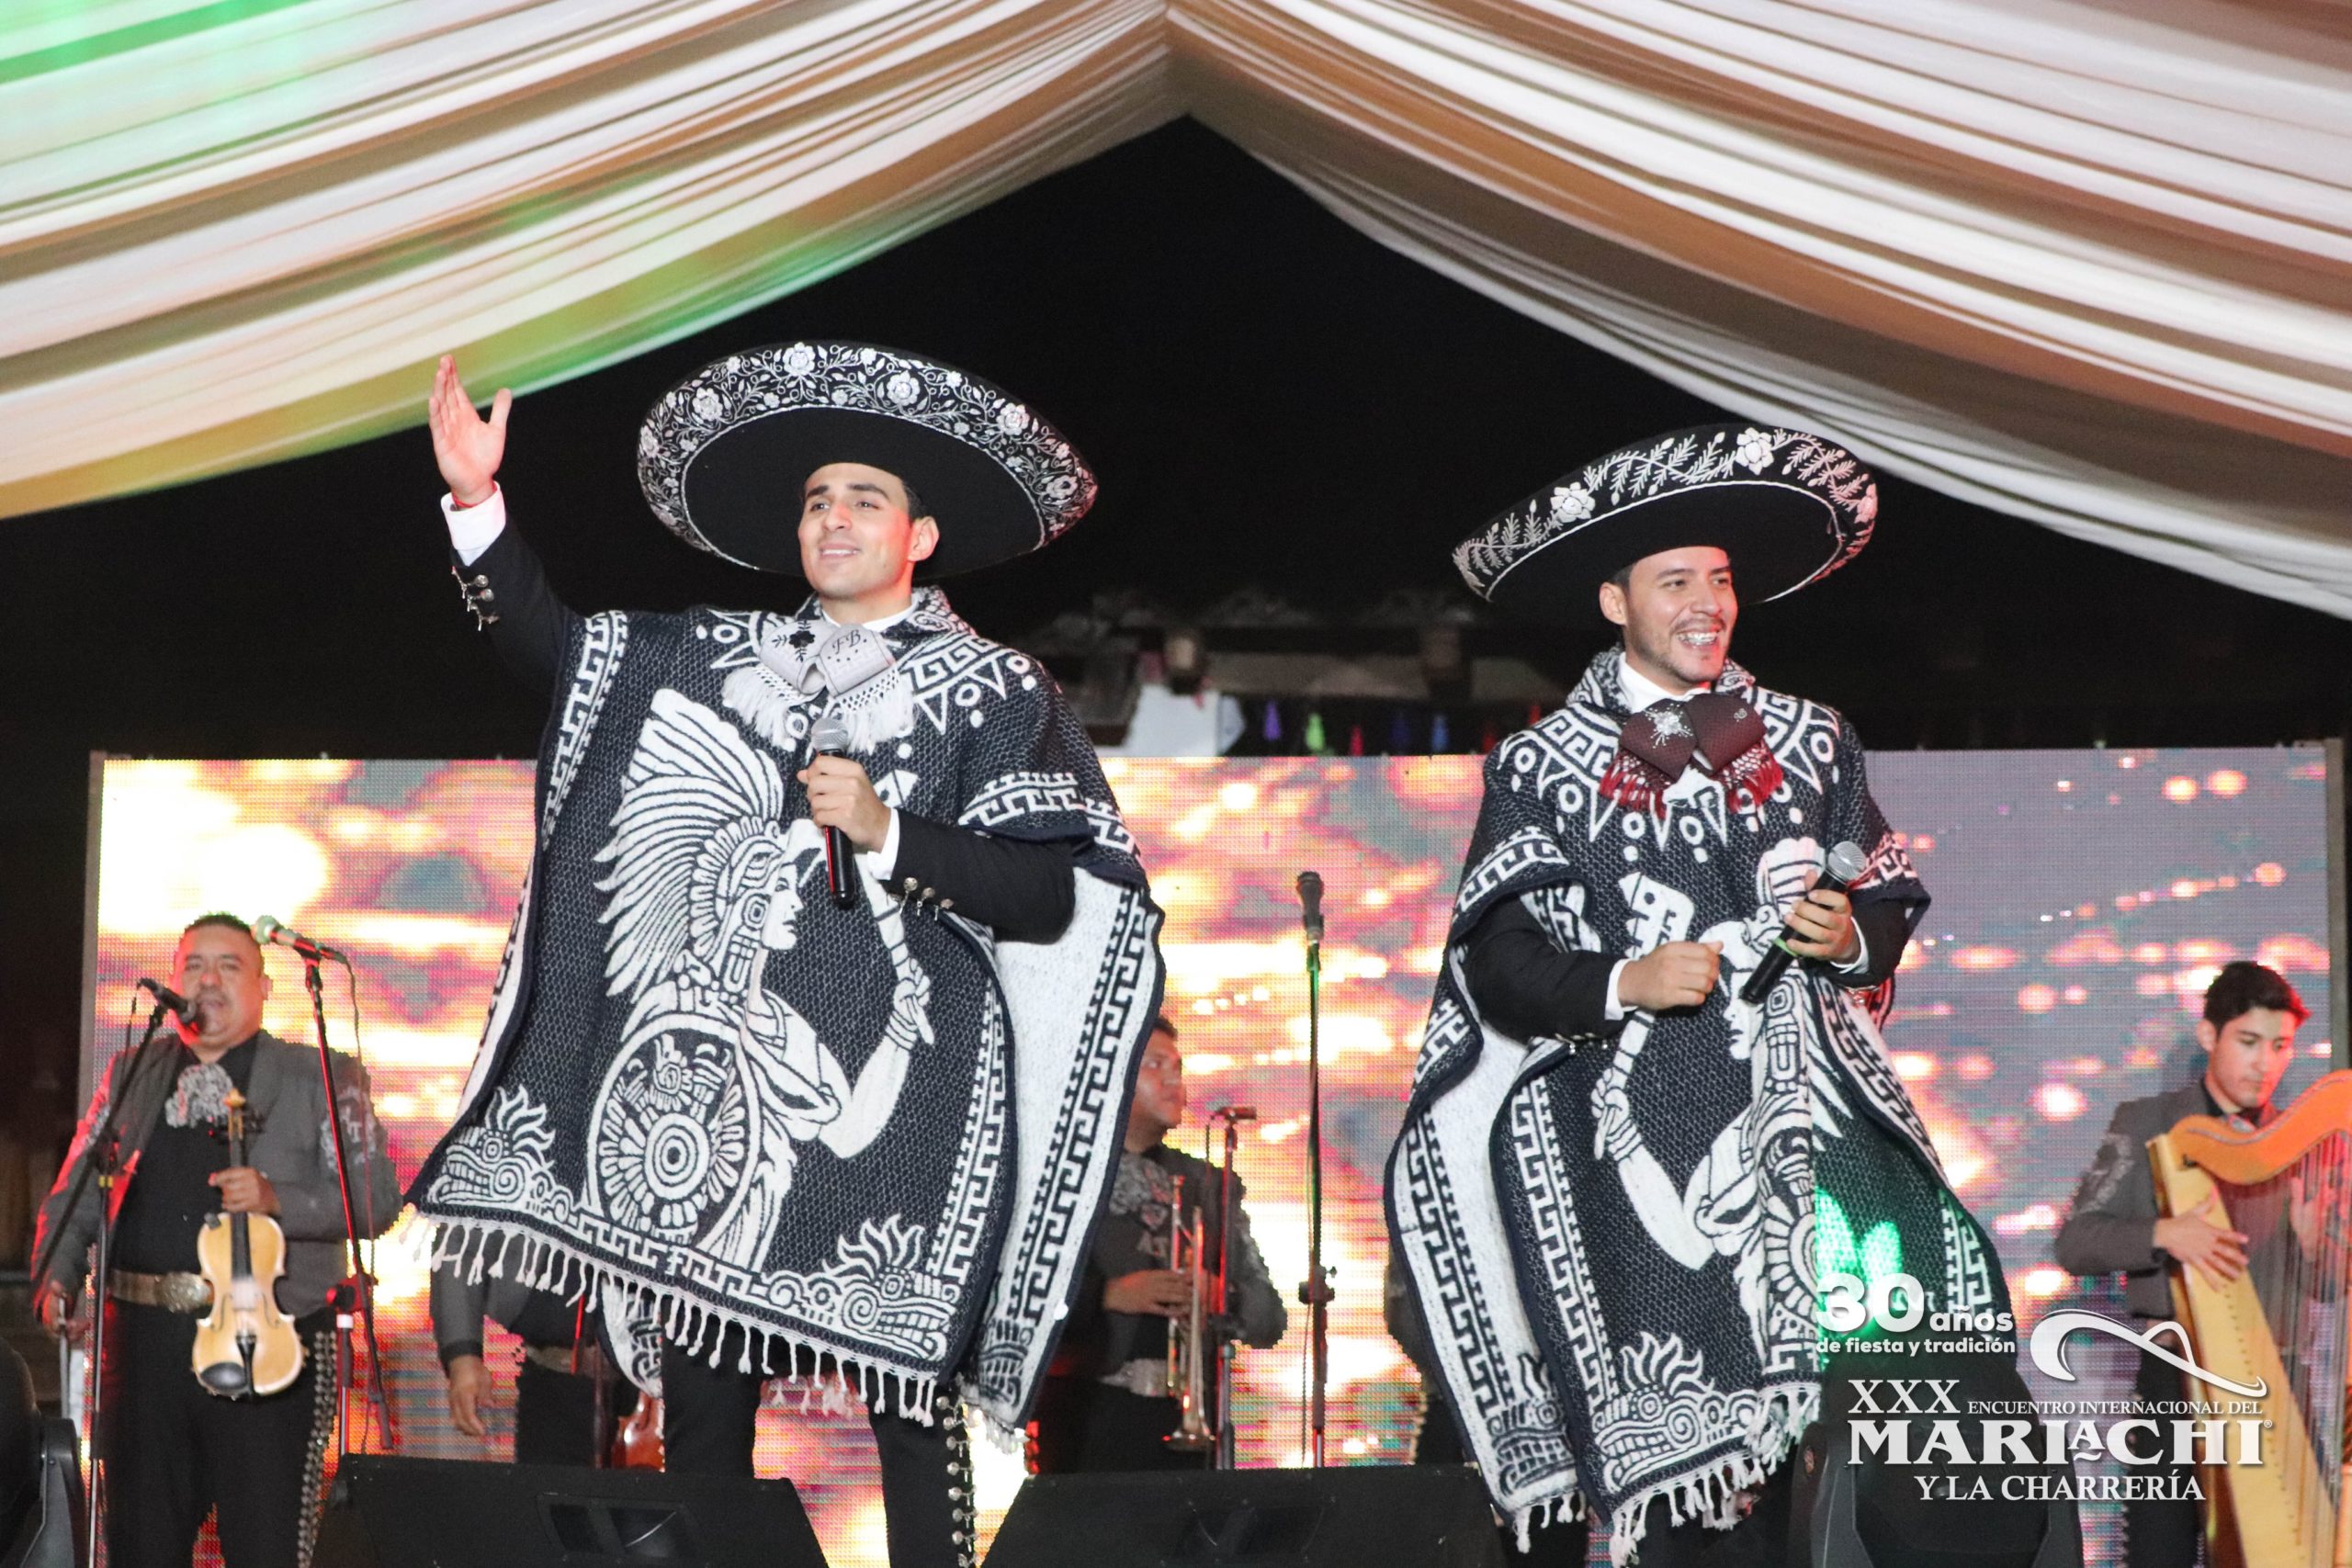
[809,715,858,911]
[137,977,201,1021]
[1295,870,1325,945]
[252,915,345,963]
[1737,840,1869,1005]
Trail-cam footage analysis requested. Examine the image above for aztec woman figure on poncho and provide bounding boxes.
[1388,425,2014,1565]
[407,344,1162,1568]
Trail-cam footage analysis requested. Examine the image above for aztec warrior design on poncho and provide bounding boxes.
[411,587,1162,1435]
[1388,651,2009,1560]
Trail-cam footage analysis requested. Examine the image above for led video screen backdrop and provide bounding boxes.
[83,748,2335,1566]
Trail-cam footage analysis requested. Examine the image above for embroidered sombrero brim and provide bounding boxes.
[1454,423,1877,626]
[638,342,1096,580]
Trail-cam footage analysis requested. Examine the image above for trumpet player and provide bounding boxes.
[1033,1016,1285,1472]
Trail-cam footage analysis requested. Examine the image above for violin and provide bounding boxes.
[193,1089,305,1397]
[612,1393,664,1470]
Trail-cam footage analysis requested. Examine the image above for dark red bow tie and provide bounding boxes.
[1600,693,1783,818]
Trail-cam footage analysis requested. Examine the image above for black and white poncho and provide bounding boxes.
[1387,652,2008,1560]
[411,588,1164,1435]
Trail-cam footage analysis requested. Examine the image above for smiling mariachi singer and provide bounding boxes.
[410,344,1162,1568]
[1387,424,2020,1566]
[32,915,399,1568]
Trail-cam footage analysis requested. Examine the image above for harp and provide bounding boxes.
[2149,1071,2352,1568]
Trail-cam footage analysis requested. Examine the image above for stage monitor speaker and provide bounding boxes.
[1791,1417,2083,1568]
[0,1420,85,1568]
[2,1340,82,1568]
[986,1463,1503,1568]
[313,1456,826,1568]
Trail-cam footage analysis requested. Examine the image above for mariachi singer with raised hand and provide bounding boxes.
[407,343,1164,1568]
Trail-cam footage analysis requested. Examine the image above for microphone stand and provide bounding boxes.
[300,952,396,1453]
[1294,878,1334,1468]
[1207,1108,1245,1472]
[578,1296,611,1469]
[28,1003,178,1568]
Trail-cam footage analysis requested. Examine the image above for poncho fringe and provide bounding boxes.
[431,1218,952,1427]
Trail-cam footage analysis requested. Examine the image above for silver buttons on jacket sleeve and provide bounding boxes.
[452,566,500,628]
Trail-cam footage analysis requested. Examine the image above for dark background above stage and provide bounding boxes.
[4,118,2349,1196]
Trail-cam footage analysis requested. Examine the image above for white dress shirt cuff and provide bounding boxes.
[1603,959,1630,1021]
[442,486,507,565]
[856,808,901,883]
[1836,927,1871,976]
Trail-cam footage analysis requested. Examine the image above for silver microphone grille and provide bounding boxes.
[1826,841,1869,883]
[252,915,283,944]
[810,715,852,753]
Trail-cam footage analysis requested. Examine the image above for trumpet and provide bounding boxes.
[1163,1105,1255,1462]
[1164,1177,1216,1453]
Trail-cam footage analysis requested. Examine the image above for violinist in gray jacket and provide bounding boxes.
[32,913,398,1568]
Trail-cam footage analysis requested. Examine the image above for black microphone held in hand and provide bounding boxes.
[1738,840,1869,1005]
[1295,870,1325,944]
[810,715,858,910]
[136,976,200,1021]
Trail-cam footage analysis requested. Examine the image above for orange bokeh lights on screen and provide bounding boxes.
[84,745,2335,1568]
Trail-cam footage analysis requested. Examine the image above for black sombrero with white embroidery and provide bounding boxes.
[637,341,1096,579]
[1453,423,1877,626]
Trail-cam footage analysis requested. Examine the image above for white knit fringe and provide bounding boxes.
[1599,1382,1818,1566]
[1508,1490,1589,1553]
[426,1218,941,1420]
[972,1407,1026,1453]
[1513,1505,1531,1555]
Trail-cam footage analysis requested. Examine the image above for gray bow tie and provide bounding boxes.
[755,617,896,699]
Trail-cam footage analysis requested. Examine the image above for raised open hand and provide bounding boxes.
[427,355,511,506]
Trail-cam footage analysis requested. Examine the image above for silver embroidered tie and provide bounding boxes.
[757,618,895,701]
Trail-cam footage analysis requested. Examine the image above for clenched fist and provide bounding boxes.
[209,1166,279,1215]
[1619,941,1723,1012]
[797,754,894,851]
[1104,1269,1193,1318]
[1781,888,1860,963]
[37,1280,77,1338]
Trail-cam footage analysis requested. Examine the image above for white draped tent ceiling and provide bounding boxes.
[8,0,2351,611]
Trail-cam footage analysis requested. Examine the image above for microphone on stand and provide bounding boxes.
[809,715,858,910]
[1295,870,1325,946]
[1208,1104,1259,1123]
[136,977,201,1021]
[1292,867,1333,1465]
[1737,840,1869,1004]
[253,915,346,964]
